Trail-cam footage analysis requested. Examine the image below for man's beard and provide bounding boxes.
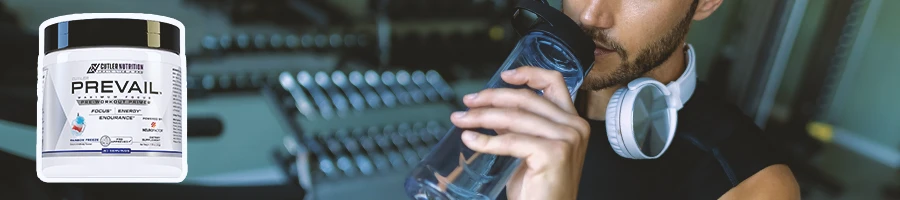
[581,1,698,90]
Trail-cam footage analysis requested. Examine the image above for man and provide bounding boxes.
[450,0,801,199]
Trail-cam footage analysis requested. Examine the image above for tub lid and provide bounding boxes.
[43,18,180,55]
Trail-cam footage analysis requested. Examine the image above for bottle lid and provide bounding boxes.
[43,18,180,55]
[512,0,596,75]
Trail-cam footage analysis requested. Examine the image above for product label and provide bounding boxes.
[42,60,183,157]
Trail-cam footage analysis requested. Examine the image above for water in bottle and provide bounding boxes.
[404,1,596,199]
[405,31,590,200]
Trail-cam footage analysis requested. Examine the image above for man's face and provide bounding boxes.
[562,0,698,90]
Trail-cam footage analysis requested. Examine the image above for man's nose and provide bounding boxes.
[579,0,616,29]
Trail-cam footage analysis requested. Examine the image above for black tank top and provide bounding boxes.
[498,83,785,199]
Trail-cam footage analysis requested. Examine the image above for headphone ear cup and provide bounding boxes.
[606,88,631,159]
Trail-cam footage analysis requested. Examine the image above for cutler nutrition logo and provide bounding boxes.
[87,63,144,74]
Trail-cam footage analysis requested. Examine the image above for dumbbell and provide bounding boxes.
[285,34,301,50]
[300,136,339,178]
[252,34,268,50]
[364,70,399,108]
[358,133,392,172]
[412,122,434,145]
[381,125,419,166]
[335,129,376,176]
[313,33,329,50]
[201,34,238,52]
[317,133,359,177]
[217,73,233,90]
[328,34,343,49]
[215,33,286,52]
[411,70,442,102]
[199,74,216,91]
[269,34,284,50]
[233,72,251,90]
[201,35,219,51]
[297,71,336,120]
[186,75,209,98]
[381,71,414,105]
[396,70,428,104]
[315,71,351,117]
[251,72,270,88]
[426,120,448,141]
[331,71,368,111]
[373,136,405,169]
[374,126,395,152]
[367,125,404,169]
[235,33,252,51]
[343,71,383,109]
[279,72,318,119]
[426,70,456,102]
[397,122,425,148]
[190,73,247,93]
[342,34,358,48]
[386,125,409,149]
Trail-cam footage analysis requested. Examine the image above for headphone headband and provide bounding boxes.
[664,44,698,108]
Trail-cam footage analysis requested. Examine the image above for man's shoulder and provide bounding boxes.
[674,82,786,187]
[676,82,762,147]
[679,82,749,122]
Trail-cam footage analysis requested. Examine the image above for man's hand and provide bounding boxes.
[451,66,591,200]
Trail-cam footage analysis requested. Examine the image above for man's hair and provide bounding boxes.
[689,0,700,18]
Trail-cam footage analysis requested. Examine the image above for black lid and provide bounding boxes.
[43,18,180,55]
[512,0,595,75]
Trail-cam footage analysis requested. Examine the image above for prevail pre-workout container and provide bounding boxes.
[37,14,187,182]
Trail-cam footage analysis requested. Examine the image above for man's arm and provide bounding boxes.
[719,164,800,199]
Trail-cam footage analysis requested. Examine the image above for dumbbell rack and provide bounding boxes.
[185,70,285,99]
[289,121,447,179]
[263,69,461,199]
[192,27,516,67]
[199,32,373,54]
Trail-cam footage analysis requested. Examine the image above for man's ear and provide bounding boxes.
[692,0,724,20]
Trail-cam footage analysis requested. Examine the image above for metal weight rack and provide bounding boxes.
[264,69,460,200]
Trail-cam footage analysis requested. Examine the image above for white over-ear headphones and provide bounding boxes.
[605,44,697,159]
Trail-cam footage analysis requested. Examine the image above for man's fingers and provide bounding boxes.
[451,108,580,143]
[461,130,569,166]
[461,88,578,127]
[500,66,576,114]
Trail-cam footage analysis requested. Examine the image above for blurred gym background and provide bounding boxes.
[0,0,898,199]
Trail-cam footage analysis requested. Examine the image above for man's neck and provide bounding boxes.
[582,44,688,121]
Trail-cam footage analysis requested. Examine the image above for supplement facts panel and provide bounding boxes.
[172,66,183,144]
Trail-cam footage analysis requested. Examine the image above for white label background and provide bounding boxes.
[42,60,182,154]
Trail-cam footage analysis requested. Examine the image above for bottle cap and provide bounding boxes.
[512,0,596,75]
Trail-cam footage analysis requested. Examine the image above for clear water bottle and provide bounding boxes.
[404,1,595,198]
